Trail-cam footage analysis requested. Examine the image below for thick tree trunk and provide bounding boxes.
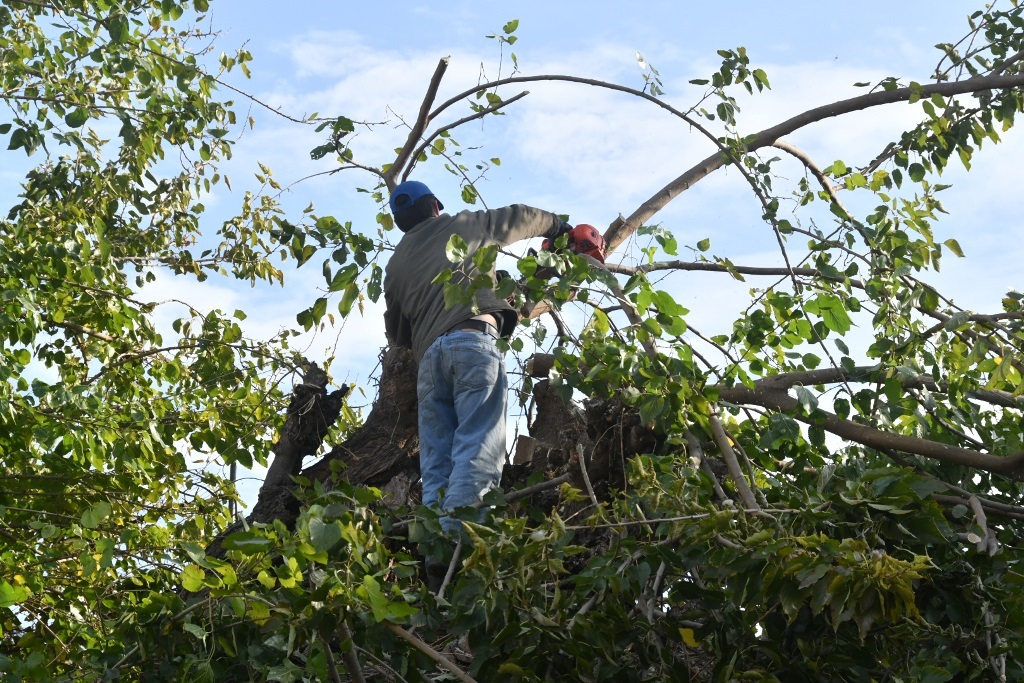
[305,347,422,505]
[221,343,674,554]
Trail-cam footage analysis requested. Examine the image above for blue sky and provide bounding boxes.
[187,0,1019,373]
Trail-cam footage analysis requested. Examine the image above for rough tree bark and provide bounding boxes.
[240,347,604,534]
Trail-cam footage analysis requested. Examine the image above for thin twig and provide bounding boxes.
[391,472,572,530]
[437,540,462,600]
[564,509,798,531]
[686,431,728,504]
[567,553,635,630]
[709,413,760,511]
[404,90,530,181]
[337,619,367,683]
[384,622,479,683]
[505,472,573,503]
[576,444,599,508]
[322,633,345,683]
[354,645,410,683]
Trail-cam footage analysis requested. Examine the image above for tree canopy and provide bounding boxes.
[2,1,1024,681]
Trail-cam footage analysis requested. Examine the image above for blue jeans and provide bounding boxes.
[417,330,507,533]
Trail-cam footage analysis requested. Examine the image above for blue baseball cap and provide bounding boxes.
[389,180,444,214]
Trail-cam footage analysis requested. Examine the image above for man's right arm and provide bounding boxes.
[483,204,571,246]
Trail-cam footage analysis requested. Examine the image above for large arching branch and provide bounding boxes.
[751,364,1024,410]
[378,64,1024,256]
[715,382,1024,478]
[605,72,1024,252]
[606,259,862,287]
[402,90,530,181]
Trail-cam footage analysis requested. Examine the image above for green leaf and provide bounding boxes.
[696,238,711,252]
[81,501,112,529]
[183,622,207,640]
[639,396,666,426]
[920,286,939,312]
[337,283,359,317]
[445,234,469,263]
[64,108,89,128]
[794,386,818,414]
[811,294,852,334]
[943,238,964,257]
[753,68,770,89]
[367,263,383,301]
[471,243,498,274]
[107,14,129,43]
[802,353,821,369]
[917,667,954,683]
[312,296,328,321]
[503,19,519,34]
[308,518,343,554]
[359,575,390,622]
[0,581,30,608]
[180,565,206,592]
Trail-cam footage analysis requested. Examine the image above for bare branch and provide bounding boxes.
[992,46,1024,76]
[437,540,462,600]
[605,72,1024,252]
[933,494,1024,522]
[772,139,848,216]
[384,622,479,683]
[564,509,801,531]
[716,383,1024,477]
[752,364,1024,409]
[686,431,728,504]
[576,444,599,509]
[386,57,450,189]
[710,413,760,510]
[403,90,530,181]
[605,259,862,287]
[47,319,117,344]
[337,620,367,683]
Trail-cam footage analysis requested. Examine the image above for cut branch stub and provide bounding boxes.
[248,362,349,525]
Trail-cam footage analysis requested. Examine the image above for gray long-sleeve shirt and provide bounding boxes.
[383,204,564,361]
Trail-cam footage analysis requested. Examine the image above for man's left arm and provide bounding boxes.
[384,292,413,348]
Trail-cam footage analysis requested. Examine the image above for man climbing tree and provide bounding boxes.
[383,180,593,586]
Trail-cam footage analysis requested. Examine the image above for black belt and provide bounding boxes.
[446,319,498,338]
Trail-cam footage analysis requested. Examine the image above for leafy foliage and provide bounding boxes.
[3,1,1024,682]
